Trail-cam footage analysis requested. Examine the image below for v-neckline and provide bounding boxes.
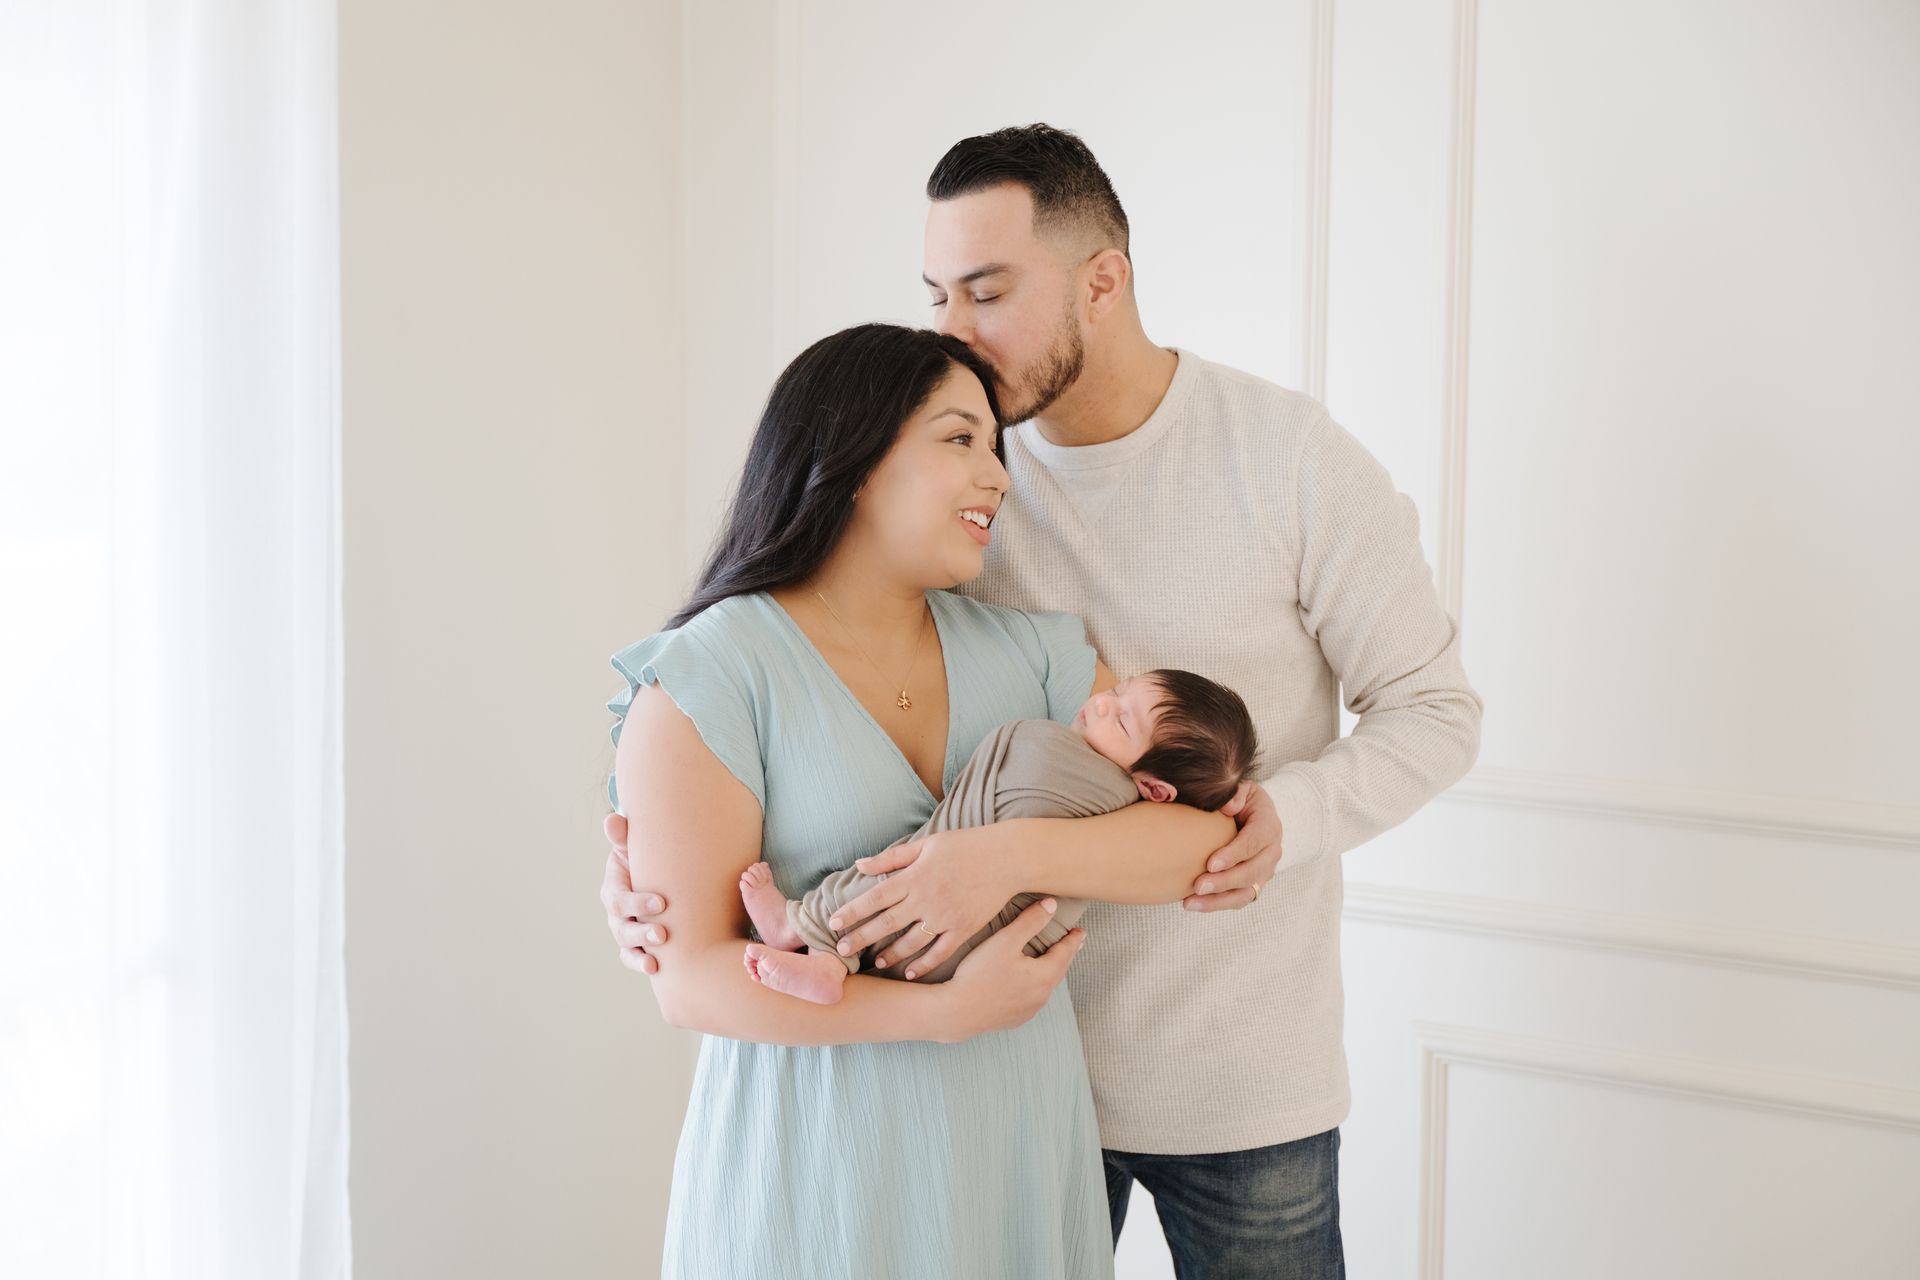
[760,590,958,805]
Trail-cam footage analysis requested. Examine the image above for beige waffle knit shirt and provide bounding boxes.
[955,348,1483,1154]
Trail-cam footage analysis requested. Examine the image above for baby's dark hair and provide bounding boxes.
[1130,669,1260,811]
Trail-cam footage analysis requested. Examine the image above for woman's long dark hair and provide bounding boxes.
[667,324,1004,629]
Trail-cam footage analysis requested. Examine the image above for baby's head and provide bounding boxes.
[1071,669,1259,810]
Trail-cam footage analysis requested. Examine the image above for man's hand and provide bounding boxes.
[830,826,1021,980]
[600,812,669,974]
[1185,781,1283,912]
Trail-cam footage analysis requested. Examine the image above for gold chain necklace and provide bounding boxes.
[814,590,929,711]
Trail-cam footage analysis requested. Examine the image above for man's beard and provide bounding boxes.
[997,311,1085,424]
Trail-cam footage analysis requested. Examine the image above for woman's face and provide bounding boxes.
[849,365,1010,589]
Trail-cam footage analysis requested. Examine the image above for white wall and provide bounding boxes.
[341,2,690,1274]
[1332,1,1920,1274]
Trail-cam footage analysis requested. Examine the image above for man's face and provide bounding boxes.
[923,184,1085,424]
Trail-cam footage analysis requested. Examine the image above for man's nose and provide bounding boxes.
[935,301,970,344]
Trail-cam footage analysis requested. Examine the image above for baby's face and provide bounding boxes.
[1071,676,1166,770]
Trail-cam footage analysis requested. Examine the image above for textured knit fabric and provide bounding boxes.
[788,718,1142,979]
[606,590,1111,1279]
[955,348,1483,1155]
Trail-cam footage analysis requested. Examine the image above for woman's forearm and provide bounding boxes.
[1003,804,1236,904]
[654,939,965,1046]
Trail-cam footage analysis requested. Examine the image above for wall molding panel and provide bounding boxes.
[1424,0,1916,856]
[1439,766,1920,850]
[1345,881,1920,991]
[1414,1022,1920,1279]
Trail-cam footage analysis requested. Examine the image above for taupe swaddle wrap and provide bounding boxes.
[785,718,1140,984]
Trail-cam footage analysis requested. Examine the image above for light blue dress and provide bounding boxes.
[606,589,1113,1279]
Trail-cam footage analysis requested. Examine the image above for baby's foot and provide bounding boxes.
[738,861,804,951]
[744,943,849,1004]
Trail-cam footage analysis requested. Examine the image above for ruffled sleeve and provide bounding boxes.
[605,627,767,813]
[1008,608,1099,727]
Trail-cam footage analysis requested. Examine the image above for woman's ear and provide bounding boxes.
[1132,773,1177,804]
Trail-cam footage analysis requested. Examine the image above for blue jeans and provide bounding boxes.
[1103,1128,1345,1279]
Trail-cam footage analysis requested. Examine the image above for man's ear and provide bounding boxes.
[1082,247,1132,321]
[1133,772,1177,804]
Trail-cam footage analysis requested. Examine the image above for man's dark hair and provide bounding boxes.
[1130,669,1261,812]
[668,324,1002,629]
[926,123,1130,258]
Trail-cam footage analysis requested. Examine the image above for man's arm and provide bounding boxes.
[601,814,666,973]
[1260,410,1483,869]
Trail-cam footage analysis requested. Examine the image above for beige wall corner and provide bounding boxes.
[341,2,691,1274]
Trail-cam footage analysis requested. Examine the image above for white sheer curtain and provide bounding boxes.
[0,2,349,1276]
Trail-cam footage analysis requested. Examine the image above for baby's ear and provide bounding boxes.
[1133,773,1177,804]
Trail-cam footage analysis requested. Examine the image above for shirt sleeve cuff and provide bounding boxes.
[1263,766,1329,871]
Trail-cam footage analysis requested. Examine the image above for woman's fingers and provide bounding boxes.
[853,840,923,875]
[899,933,957,981]
[835,904,917,956]
[871,930,937,974]
[828,879,907,935]
[1034,927,1087,979]
[1000,897,1059,946]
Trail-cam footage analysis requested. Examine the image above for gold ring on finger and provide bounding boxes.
[915,921,936,938]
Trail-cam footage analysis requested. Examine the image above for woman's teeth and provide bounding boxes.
[959,510,990,528]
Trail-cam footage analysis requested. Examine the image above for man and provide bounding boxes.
[603,124,1481,1277]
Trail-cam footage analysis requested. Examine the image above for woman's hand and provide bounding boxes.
[829,825,1022,980]
[933,898,1085,1042]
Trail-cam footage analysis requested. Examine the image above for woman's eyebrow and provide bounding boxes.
[929,407,984,426]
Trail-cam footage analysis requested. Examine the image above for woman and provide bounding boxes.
[607,323,1229,1277]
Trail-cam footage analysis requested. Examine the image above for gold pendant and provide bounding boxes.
[896,691,913,711]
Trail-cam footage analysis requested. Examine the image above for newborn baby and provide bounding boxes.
[739,669,1260,1004]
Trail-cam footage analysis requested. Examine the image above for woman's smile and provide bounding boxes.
[958,506,994,547]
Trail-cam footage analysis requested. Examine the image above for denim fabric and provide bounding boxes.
[1104,1129,1344,1279]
